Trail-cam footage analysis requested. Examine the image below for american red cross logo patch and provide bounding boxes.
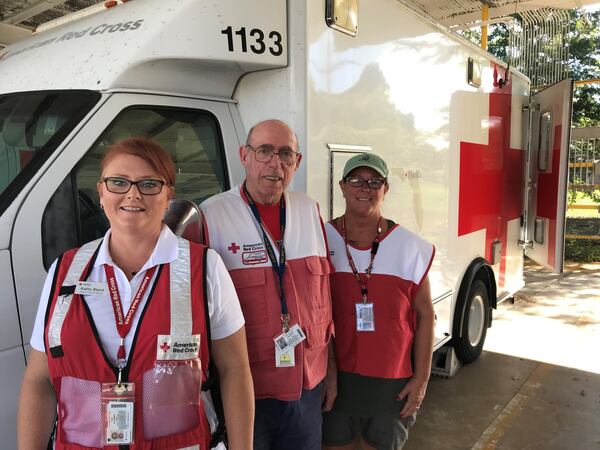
[160,342,170,352]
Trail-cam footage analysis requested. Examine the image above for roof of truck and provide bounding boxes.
[0,0,287,97]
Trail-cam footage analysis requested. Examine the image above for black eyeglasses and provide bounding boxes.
[103,177,166,195]
[246,144,300,166]
[345,176,386,190]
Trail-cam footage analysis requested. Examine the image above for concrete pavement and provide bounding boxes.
[404,259,600,450]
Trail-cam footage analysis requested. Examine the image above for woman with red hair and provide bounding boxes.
[18,137,254,450]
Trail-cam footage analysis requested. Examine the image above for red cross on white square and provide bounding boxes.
[228,242,241,254]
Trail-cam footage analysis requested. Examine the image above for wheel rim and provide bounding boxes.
[468,294,485,347]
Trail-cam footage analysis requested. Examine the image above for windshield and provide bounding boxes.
[0,90,100,213]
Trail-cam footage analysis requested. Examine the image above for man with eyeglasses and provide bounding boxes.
[201,119,336,450]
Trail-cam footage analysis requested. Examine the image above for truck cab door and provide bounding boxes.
[11,92,241,359]
[524,79,573,273]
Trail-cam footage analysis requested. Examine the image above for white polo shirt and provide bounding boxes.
[30,225,244,365]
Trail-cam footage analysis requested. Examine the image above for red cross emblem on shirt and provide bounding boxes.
[160,342,170,352]
[228,242,241,254]
[458,65,523,288]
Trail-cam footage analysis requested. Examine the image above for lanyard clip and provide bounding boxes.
[281,313,291,332]
[361,287,368,303]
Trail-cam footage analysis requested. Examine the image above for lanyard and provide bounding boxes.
[341,215,382,304]
[242,183,290,331]
[104,264,157,374]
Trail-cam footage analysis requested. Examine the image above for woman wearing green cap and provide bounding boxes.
[322,153,435,450]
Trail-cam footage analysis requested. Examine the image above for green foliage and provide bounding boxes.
[569,10,600,128]
[573,85,600,127]
[457,23,508,58]
[565,239,600,262]
[568,189,579,204]
[488,23,509,59]
[567,10,600,81]
[458,28,480,46]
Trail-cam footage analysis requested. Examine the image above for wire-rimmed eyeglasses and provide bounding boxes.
[246,144,300,166]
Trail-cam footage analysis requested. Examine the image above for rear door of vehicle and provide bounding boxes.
[524,79,573,273]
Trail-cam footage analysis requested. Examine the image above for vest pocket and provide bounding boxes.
[229,269,268,326]
[59,376,102,448]
[305,321,334,349]
[142,360,202,440]
[304,257,331,310]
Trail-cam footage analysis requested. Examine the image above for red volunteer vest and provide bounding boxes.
[326,222,435,379]
[43,239,211,450]
[201,187,333,401]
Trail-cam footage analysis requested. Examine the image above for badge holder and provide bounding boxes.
[273,321,306,368]
[356,300,375,332]
[101,382,135,445]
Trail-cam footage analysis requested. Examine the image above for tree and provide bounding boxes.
[567,9,600,127]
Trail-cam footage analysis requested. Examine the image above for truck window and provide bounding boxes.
[41,106,229,269]
[0,91,100,214]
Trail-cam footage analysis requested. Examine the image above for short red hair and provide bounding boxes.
[100,137,176,186]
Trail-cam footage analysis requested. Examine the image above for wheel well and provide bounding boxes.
[454,258,497,336]
[473,265,497,309]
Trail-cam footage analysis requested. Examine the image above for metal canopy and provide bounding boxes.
[0,0,95,47]
[398,0,599,25]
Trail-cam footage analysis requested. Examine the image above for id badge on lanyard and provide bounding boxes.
[100,264,157,445]
[341,216,382,334]
[356,302,375,331]
[273,323,306,367]
[101,382,135,445]
[244,183,299,367]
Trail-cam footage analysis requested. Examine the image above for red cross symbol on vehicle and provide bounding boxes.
[458,63,522,288]
[228,242,241,254]
[160,342,170,352]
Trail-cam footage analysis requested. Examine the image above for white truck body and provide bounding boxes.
[0,0,571,446]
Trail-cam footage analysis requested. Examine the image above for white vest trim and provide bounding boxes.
[170,237,193,335]
[47,237,195,353]
[201,186,327,271]
[47,238,102,351]
[326,222,434,285]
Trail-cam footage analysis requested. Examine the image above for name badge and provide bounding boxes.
[273,324,306,353]
[275,345,295,367]
[156,334,201,360]
[75,281,108,296]
[356,303,375,331]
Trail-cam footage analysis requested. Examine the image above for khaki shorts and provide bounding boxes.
[322,410,416,450]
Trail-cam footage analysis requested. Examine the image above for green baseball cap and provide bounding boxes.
[342,153,389,179]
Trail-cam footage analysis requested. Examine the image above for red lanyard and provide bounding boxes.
[104,264,157,368]
[341,215,382,303]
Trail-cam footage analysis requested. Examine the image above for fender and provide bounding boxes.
[453,257,497,339]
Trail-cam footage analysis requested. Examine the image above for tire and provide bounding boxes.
[453,279,490,364]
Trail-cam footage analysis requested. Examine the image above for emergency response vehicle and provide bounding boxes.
[0,0,571,446]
